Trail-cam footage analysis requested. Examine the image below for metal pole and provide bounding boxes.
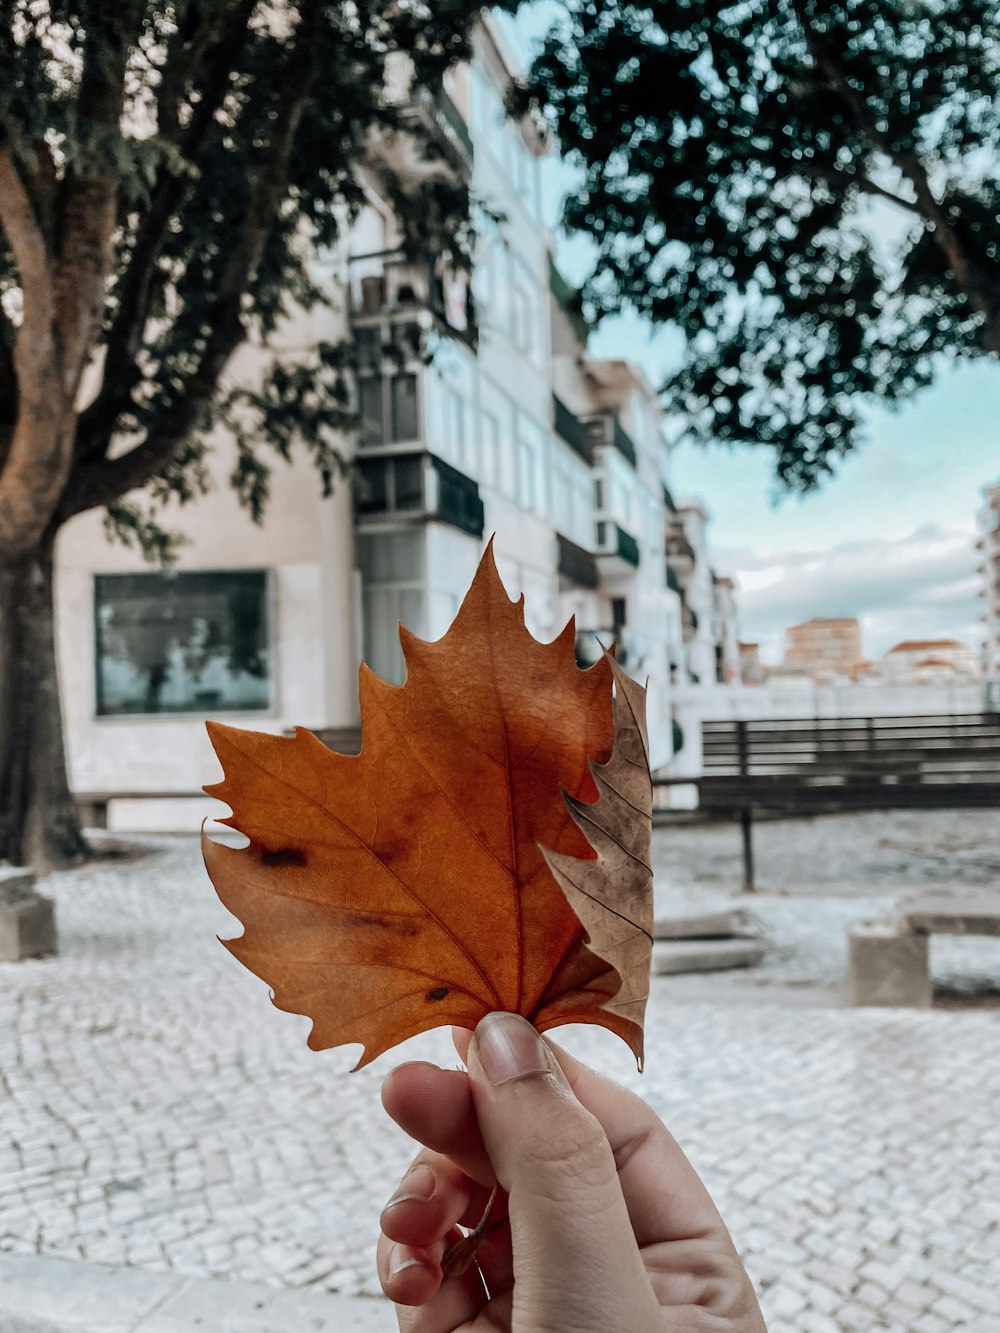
[740,807,755,894]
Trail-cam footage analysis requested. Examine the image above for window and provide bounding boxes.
[480,409,500,489]
[94,571,270,716]
[510,256,543,364]
[391,373,419,441]
[356,455,426,515]
[517,413,547,514]
[358,532,426,686]
[395,455,424,509]
[518,437,536,511]
[502,404,516,497]
[359,377,384,444]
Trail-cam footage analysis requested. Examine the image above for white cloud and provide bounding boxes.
[716,523,982,662]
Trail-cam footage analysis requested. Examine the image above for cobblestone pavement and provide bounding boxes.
[1,816,999,1332]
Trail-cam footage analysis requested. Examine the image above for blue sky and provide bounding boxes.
[500,7,998,665]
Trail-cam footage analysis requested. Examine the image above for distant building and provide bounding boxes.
[783,616,862,684]
[881,639,981,685]
[711,575,741,684]
[738,641,763,685]
[664,500,737,685]
[976,482,1000,690]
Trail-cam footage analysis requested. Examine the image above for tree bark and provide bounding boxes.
[0,532,88,869]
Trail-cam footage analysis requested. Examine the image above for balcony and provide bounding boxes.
[406,83,474,176]
[553,396,594,466]
[557,533,599,590]
[355,451,484,539]
[584,410,637,468]
[377,57,473,183]
[594,521,640,574]
[665,527,695,582]
[349,250,477,353]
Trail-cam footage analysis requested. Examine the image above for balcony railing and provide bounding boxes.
[595,521,640,569]
[585,410,637,468]
[430,456,485,538]
[408,83,474,173]
[355,451,484,539]
[349,249,477,351]
[556,533,599,590]
[553,396,594,466]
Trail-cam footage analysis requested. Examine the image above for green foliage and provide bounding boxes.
[527,0,1000,489]
[0,0,506,546]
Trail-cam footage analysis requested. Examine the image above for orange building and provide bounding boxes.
[783,616,863,684]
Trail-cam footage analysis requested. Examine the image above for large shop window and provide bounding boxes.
[94,570,270,716]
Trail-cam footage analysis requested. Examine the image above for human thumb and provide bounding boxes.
[467,1012,661,1332]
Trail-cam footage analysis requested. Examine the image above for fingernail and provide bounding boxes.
[385,1163,435,1209]
[388,1243,425,1278]
[474,1012,549,1085]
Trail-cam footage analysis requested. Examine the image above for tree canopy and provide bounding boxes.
[528,0,1000,489]
[0,0,494,564]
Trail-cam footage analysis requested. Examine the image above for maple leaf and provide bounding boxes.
[202,544,653,1069]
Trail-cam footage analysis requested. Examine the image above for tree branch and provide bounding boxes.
[64,0,323,519]
[793,1,1000,350]
[799,163,921,217]
[74,0,261,467]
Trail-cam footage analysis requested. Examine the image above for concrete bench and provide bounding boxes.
[0,868,57,962]
[848,892,1000,1007]
[653,908,766,975]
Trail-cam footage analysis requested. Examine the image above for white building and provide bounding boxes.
[881,639,981,686]
[976,482,1000,694]
[55,15,736,831]
[664,499,739,686]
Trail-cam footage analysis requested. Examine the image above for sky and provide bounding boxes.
[500,6,998,666]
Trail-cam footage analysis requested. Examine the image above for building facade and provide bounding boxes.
[54,16,735,829]
[664,499,740,687]
[782,616,863,685]
[881,639,981,686]
[976,482,1000,696]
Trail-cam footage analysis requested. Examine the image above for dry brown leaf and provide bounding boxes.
[202,543,653,1068]
[541,655,653,1052]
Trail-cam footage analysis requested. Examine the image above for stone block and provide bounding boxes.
[654,908,755,940]
[653,937,765,975]
[0,883,57,962]
[0,866,37,903]
[901,892,1000,938]
[848,919,930,1007]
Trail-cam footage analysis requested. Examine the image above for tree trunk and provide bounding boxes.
[0,532,88,869]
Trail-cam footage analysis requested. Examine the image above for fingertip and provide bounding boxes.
[451,1025,473,1064]
[382,1059,442,1099]
[381,1243,443,1308]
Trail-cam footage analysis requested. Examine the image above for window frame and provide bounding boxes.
[92,568,276,721]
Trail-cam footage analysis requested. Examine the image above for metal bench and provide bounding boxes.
[657,714,1000,891]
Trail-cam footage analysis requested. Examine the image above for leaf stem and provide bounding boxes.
[441,1184,499,1279]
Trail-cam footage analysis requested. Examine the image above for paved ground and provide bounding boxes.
[2,811,999,1332]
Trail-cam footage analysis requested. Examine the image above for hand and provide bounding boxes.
[377,1012,766,1332]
